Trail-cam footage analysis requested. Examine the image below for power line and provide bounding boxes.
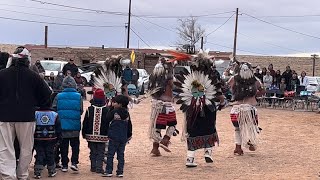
[0,8,120,24]
[206,41,268,56]
[206,13,235,37]
[132,11,235,19]
[242,13,320,40]
[238,32,305,53]
[134,16,177,33]
[0,3,110,15]
[0,16,123,28]
[29,0,127,16]
[134,17,172,47]
[29,1,235,19]
[130,28,152,48]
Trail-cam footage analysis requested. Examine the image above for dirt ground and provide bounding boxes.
[30,97,320,180]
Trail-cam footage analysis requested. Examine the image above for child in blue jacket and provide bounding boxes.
[104,95,132,178]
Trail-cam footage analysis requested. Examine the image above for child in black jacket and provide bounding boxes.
[104,95,132,178]
[82,89,109,174]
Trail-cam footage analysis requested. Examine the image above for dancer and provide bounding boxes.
[228,60,265,155]
[148,57,177,156]
[173,51,226,167]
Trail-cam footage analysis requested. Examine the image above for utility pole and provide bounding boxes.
[311,54,318,76]
[232,8,239,60]
[125,23,128,48]
[200,37,204,50]
[126,0,132,48]
[44,26,48,48]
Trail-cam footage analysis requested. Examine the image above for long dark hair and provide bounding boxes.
[0,52,10,70]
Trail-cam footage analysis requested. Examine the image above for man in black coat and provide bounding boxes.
[0,46,52,180]
[62,59,78,77]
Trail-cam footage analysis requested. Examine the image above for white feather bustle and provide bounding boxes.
[153,63,165,76]
[93,70,122,99]
[239,64,254,79]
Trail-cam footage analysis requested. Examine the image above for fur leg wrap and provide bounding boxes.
[153,129,162,143]
[235,128,242,145]
[237,104,260,148]
[165,126,175,137]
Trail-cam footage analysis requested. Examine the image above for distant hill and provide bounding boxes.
[0,44,18,53]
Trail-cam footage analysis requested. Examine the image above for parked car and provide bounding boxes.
[78,69,94,86]
[40,60,67,77]
[137,69,149,95]
[41,60,93,86]
[306,76,320,92]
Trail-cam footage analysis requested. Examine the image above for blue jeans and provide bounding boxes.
[106,140,126,175]
[34,140,56,171]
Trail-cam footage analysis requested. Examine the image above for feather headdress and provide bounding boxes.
[173,50,220,113]
[94,55,123,100]
[148,57,175,99]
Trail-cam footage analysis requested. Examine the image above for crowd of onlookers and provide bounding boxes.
[0,47,132,179]
[252,64,309,94]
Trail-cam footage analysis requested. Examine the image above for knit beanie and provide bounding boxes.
[93,88,106,105]
[62,76,77,89]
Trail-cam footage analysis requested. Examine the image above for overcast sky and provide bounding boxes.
[0,0,320,56]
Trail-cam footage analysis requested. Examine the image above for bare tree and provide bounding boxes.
[177,16,205,53]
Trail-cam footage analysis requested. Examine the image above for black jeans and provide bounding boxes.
[34,140,56,170]
[88,142,105,171]
[61,137,80,167]
[55,143,61,165]
[106,140,126,175]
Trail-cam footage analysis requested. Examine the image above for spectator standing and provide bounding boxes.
[62,59,78,77]
[47,72,55,90]
[263,71,273,89]
[53,76,83,173]
[299,71,309,88]
[82,89,109,174]
[211,65,221,81]
[268,64,276,77]
[274,70,282,87]
[35,60,45,74]
[254,68,263,82]
[33,100,62,178]
[0,46,51,180]
[287,72,300,91]
[54,72,64,91]
[131,65,139,87]
[122,66,133,83]
[261,67,267,82]
[104,95,132,178]
[282,66,292,85]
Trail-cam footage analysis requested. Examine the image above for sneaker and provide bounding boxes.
[102,172,113,177]
[204,150,214,163]
[34,172,41,179]
[96,169,105,174]
[70,164,79,172]
[48,170,57,177]
[116,174,124,178]
[61,167,68,172]
[55,163,62,169]
[34,174,41,179]
[90,168,96,173]
[185,157,197,168]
